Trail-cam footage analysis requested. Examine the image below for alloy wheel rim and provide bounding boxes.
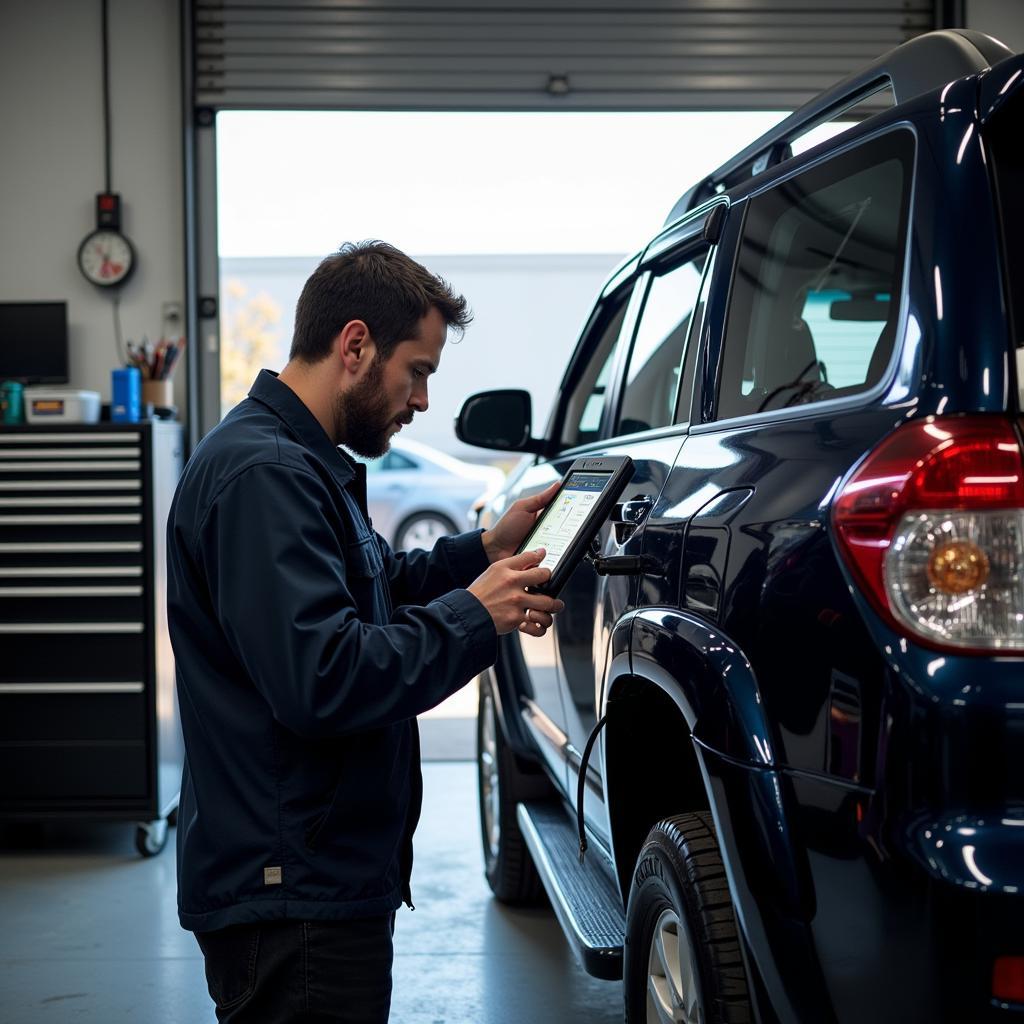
[479,689,501,861]
[645,907,704,1024]
[399,517,451,551]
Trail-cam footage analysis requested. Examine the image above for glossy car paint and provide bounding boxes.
[483,49,1024,1024]
[621,73,1022,1023]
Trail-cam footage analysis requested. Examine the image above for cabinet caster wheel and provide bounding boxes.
[135,818,169,857]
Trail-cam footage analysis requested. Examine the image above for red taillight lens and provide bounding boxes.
[833,416,1024,651]
[993,956,1024,1004]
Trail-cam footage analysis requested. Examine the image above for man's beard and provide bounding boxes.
[334,357,411,458]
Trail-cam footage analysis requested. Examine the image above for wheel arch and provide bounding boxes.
[605,609,835,1022]
[602,673,710,904]
[602,607,776,905]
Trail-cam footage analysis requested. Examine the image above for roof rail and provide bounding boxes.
[665,29,1014,225]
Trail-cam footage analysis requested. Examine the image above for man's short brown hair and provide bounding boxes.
[289,241,472,363]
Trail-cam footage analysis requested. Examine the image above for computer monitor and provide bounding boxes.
[0,302,69,384]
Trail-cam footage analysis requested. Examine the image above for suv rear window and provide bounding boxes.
[716,130,914,421]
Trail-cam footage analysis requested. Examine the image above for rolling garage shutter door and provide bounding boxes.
[192,0,936,112]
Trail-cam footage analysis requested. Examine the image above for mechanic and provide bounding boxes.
[166,240,563,1023]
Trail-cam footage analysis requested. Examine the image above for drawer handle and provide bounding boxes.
[0,461,141,472]
[0,682,144,694]
[0,566,143,578]
[0,585,143,597]
[0,541,142,553]
[0,514,142,525]
[0,433,140,444]
[0,479,141,491]
[0,622,144,633]
[0,448,141,459]
[0,497,141,508]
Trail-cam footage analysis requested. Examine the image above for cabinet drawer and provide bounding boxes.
[0,632,146,681]
[0,689,146,742]
[0,519,143,546]
[0,743,147,799]
[0,591,144,624]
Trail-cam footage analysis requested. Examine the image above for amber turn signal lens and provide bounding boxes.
[926,540,990,594]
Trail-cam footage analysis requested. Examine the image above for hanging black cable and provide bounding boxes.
[576,713,608,866]
[101,0,112,194]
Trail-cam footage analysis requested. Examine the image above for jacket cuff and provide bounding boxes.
[446,528,492,585]
[438,587,498,675]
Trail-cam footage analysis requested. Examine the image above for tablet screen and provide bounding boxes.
[521,471,611,573]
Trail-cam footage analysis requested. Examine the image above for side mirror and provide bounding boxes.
[455,389,544,453]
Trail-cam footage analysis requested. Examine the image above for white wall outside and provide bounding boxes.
[220,253,623,461]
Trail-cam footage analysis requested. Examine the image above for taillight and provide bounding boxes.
[832,416,1024,652]
[994,956,1024,1005]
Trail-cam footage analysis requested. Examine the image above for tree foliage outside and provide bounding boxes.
[220,279,283,417]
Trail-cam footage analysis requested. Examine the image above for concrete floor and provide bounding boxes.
[0,762,623,1023]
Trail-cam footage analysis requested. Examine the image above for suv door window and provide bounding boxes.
[560,286,639,449]
[618,251,707,435]
[715,131,914,421]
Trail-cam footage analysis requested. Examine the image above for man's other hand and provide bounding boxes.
[468,547,565,636]
[481,480,561,563]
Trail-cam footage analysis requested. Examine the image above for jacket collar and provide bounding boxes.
[248,369,357,487]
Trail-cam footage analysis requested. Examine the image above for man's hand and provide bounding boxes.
[482,480,561,563]
[468,547,565,636]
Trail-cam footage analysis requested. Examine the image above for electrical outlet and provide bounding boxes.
[161,301,183,342]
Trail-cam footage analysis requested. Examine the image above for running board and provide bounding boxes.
[516,800,625,981]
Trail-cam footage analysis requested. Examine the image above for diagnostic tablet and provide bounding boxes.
[516,455,634,597]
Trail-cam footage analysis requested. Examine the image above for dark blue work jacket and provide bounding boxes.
[167,370,497,932]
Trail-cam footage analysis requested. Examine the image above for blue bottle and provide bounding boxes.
[111,367,141,422]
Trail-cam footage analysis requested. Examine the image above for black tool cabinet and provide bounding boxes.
[0,421,184,856]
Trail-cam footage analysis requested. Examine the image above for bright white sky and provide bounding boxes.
[217,110,791,258]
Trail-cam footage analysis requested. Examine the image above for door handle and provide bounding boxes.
[611,495,653,544]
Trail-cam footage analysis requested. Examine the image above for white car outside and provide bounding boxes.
[361,437,505,551]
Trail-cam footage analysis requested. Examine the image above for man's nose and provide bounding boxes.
[410,390,428,413]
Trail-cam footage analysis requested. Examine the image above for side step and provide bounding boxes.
[516,800,625,981]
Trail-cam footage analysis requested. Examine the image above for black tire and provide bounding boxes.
[476,674,549,905]
[624,813,751,1024]
[393,512,458,552]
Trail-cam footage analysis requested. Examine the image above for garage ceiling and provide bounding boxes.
[193,0,937,111]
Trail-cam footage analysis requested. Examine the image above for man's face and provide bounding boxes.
[336,306,446,458]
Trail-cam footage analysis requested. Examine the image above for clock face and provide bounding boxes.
[78,229,135,287]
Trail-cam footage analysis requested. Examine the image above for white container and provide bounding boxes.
[24,387,102,424]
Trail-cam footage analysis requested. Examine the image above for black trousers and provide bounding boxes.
[195,916,394,1023]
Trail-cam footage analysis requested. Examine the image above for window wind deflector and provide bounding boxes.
[665,29,1013,223]
[702,204,727,245]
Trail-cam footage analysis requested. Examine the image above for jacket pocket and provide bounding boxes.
[305,779,343,852]
[345,534,384,579]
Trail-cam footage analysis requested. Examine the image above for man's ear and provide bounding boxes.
[335,320,376,375]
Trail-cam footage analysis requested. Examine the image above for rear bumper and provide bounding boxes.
[699,742,1024,1023]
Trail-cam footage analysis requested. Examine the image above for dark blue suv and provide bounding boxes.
[455,29,1024,1024]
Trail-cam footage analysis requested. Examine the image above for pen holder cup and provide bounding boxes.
[142,378,174,408]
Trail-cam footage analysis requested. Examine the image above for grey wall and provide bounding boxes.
[0,0,184,405]
[967,0,1024,52]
